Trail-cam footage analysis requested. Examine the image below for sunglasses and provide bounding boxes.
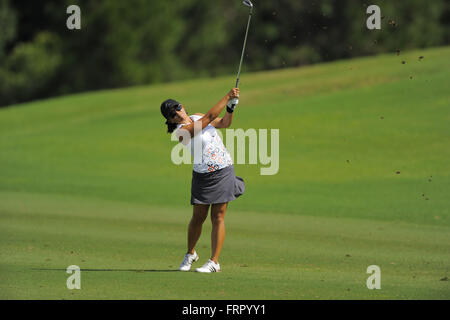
[169,104,182,118]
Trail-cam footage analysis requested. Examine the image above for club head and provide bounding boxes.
[243,0,253,8]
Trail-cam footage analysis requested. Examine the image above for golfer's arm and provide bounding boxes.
[178,94,230,138]
[197,107,234,129]
[204,94,230,123]
[213,111,233,128]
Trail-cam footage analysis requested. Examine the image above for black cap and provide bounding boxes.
[160,99,181,119]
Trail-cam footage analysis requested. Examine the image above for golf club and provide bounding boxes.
[230,0,253,109]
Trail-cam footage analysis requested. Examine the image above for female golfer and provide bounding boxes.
[160,88,245,273]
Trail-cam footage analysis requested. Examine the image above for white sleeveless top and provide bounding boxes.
[176,115,233,173]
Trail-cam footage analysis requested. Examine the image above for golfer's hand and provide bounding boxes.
[228,88,240,99]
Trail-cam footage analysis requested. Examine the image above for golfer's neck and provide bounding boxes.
[180,115,193,125]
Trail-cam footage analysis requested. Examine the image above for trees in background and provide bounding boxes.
[0,0,449,107]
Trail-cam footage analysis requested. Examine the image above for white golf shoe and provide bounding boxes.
[178,251,199,271]
[195,259,221,273]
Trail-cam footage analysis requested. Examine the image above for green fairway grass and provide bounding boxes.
[1,46,449,299]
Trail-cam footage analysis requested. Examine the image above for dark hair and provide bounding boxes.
[166,120,178,133]
[161,99,181,133]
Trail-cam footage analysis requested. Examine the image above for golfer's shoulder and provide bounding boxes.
[176,114,203,132]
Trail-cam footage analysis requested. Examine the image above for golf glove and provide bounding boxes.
[227,98,238,113]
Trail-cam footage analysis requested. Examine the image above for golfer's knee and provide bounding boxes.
[211,213,225,225]
[191,213,207,225]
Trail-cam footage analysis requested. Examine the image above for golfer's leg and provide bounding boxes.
[210,202,228,263]
[188,204,209,254]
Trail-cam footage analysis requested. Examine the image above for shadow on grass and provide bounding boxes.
[31,268,178,272]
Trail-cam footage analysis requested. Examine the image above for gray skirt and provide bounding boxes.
[191,165,245,205]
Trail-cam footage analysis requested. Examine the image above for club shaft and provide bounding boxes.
[235,9,253,88]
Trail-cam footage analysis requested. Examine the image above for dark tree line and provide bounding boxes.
[1,0,449,107]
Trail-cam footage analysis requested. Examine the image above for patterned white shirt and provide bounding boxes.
[177,115,233,173]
